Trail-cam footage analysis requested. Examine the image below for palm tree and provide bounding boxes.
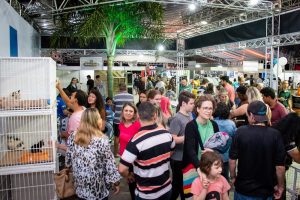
[51,3,164,97]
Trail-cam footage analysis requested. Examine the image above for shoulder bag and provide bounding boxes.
[54,168,76,198]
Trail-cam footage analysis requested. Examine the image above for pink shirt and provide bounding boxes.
[119,120,141,156]
[191,176,230,199]
[224,83,235,103]
[67,110,84,137]
[160,96,172,119]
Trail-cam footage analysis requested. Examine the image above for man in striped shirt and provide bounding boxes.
[113,82,134,157]
[119,102,175,200]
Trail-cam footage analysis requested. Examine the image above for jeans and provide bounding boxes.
[135,190,172,200]
[234,191,272,200]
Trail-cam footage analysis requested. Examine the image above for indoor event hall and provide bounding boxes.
[0,0,300,199]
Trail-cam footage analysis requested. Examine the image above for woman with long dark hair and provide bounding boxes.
[66,77,78,94]
[87,88,106,131]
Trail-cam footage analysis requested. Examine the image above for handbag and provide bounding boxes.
[54,168,76,198]
[182,120,205,199]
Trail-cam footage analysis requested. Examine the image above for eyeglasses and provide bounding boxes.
[201,107,213,111]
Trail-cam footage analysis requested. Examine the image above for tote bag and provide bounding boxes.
[54,168,76,198]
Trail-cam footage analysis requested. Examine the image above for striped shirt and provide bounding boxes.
[120,124,175,199]
[113,92,134,124]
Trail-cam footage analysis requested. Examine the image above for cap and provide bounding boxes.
[247,101,268,122]
[220,76,230,83]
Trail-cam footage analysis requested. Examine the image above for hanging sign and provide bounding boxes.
[80,57,103,70]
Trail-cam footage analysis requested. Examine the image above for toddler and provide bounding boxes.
[191,151,230,200]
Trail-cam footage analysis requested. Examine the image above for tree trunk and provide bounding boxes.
[107,55,114,98]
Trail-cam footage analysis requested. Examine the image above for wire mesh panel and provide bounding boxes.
[286,163,300,200]
[0,115,55,169]
[0,58,56,111]
[0,171,56,200]
[0,57,57,198]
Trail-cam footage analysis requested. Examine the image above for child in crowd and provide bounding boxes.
[136,90,147,108]
[105,97,114,123]
[191,151,230,200]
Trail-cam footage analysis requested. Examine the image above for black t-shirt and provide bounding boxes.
[229,125,285,197]
[87,79,94,91]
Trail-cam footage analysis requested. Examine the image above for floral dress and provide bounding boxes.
[66,133,121,200]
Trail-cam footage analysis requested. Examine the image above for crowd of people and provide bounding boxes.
[55,74,300,200]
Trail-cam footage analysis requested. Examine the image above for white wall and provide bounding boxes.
[0,0,40,57]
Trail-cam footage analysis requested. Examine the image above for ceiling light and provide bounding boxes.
[188,4,196,11]
[158,44,165,51]
[239,13,247,21]
[195,64,201,68]
[200,21,208,25]
[249,0,260,6]
[218,65,223,68]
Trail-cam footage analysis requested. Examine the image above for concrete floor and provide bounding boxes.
[109,178,131,200]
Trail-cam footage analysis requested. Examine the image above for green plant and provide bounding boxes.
[51,2,164,97]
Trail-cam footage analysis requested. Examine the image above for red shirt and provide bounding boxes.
[160,96,172,118]
[224,83,235,103]
[119,120,141,156]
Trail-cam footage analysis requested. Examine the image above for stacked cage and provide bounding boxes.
[0,58,57,200]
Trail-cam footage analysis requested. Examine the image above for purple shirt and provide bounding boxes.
[271,101,288,125]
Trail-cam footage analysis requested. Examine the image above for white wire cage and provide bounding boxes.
[0,115,55,171]
[0,58,57,199]
[0,171,56,200]
[0,58,56,111]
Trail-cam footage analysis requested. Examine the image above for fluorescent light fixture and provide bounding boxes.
[200,21,208,25]
[249,0,260,6]
[195,64,201,68]
[218,65,223,68]
[188,4,196,11]
[158,44,165,51]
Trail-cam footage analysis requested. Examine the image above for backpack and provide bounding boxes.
[204,132,231,154]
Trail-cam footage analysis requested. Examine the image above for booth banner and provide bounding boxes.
[243,61,258,72]
[80,57,103,70]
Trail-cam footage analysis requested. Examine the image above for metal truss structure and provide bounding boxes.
[40,30,300,65]
[7,0,300,71]
[8,0,300,38]
[41,48,177,63]
[184,31,300,56]
[180,11,271,38]
[23,0,272,14]
[9,0,274,37]
[176,35,185,94]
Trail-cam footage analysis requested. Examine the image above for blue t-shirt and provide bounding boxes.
[57,97,67,118]
[105,105,114,122]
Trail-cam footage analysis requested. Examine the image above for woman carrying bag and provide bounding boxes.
[65,108,121,200]
[182,95,219,199]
